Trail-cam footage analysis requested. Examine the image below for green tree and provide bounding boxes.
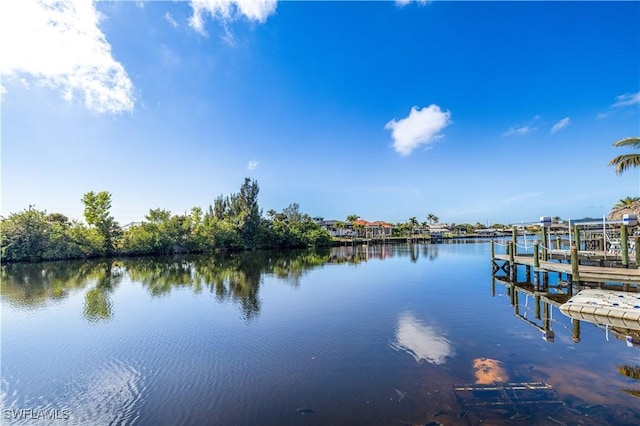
[346,214,360,223]
[233,178,261,247]
[282,203,302,223]
[82,191,118,254]
[427,213,438,224]
[408,216,418,238]
[609,137,640,174]
[613,196,640,208]
[0,207,100,261]
[1,206,50,261]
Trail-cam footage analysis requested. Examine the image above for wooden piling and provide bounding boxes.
[572,319,581,343]
[574,225,581,250]
[491,239,495,260]
[533,242,539,268]
[543,302,551,332]
[555,235,561,250]
[508,241,514,264]
[570,246,580,284]
[540,226,548,261]
[621,224,629,268]
[508,241,516,281]
[512,227,518,257]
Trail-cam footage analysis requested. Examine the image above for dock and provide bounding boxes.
[493,253,640,284]
[490,219,640,289]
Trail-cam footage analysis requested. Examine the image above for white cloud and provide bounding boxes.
[611,92,640,108]
[395,0,430,6]
[164,12,179,28]
[0,0,134,114]
[247,160,259,170]
[551,117,570,133]
[385,105,452,156]
[389,313,453,365]
[502,125,532,136]
[596,112,610,120]
[221,25,236,46]
[502,116,539,136]
[189,0,278,35]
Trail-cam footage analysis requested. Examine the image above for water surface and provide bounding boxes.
[2,242,639,425]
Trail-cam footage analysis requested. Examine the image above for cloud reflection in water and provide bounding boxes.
[390,313,454,365]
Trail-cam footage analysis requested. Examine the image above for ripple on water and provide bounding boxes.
[1,359,147,426]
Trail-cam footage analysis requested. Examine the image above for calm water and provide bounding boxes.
[2,242,639,425]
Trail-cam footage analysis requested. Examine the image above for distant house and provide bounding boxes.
[318,220,354,238]
[450,224,467,235]
[428,224,451,238]
[369,221,394,238]
[351,219,394,238]
[476,228,509,237]
[549,223,569,233]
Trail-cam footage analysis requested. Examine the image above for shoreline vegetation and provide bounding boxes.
[0,177,557,264]
[1,179,333,263]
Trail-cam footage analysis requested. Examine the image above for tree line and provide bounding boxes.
[1,178,332,262]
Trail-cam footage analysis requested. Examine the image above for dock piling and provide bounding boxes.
[570,246,580,284]
[540,226,548,261]
[572,319,581,343]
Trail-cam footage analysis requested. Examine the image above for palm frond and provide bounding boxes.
[613,196,640,208]
[608,154,640,174]
[612,137,640,148]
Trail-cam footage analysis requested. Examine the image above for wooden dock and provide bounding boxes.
[493,254,640,284]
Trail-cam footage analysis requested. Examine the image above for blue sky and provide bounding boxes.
[1,0,639,226]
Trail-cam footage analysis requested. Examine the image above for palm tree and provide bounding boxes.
[613,196,640,209]
[346,214,360,223]
[427,213,438,224]
[609,137,640,174]
[407,217,418,242]
[408,216,418,231]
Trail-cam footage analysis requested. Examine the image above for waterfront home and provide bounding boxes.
[428,224,451,238]
[352,220,394,239]
[317,220,354,238]
[476,228,509,238]
[318,219,394,239]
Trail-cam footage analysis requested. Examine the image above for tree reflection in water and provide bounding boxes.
[1,249,332,321]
